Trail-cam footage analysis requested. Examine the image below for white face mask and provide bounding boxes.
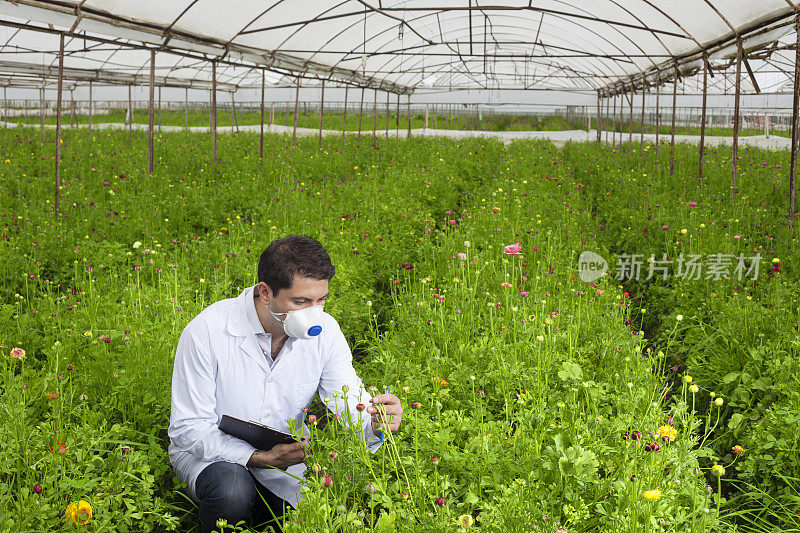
[265,302,324,339]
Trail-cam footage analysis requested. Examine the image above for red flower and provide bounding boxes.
[308,415,317,423]
[356,403,366,411]
[323,476,333,488]
[51,442,67,454]
[435,497,447,506]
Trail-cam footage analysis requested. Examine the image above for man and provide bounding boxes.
[168,235,403,533]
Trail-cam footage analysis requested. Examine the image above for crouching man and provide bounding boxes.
[168,234,403,532]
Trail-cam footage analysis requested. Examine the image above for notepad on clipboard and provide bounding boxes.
[218,415,297,451]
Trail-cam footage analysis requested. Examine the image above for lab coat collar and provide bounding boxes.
[226,285,272,374]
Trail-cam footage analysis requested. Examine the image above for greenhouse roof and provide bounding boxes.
[0,0,798,95]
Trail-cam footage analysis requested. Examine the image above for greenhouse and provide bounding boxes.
[0,1,797,532]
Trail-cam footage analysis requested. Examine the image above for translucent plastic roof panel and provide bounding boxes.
[0,0,798,94]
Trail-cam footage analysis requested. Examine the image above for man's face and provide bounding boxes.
[258,276,329,314]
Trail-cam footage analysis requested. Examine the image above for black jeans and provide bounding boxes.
[195,461,287,533]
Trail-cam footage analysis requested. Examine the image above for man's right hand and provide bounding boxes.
[247,439,308,470]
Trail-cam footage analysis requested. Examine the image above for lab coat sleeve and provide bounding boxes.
[318,320,383,453]
[168,320,257,467]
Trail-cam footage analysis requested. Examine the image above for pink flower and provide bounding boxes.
[689,202,697,208]
[448,220,456,225]
[520,291,528,297]
[10,347,25,359]
[503,243,522,255]
[661,225,669,230]
[322,475,333,488]
[457,253,467,260]
[308,415,317,423]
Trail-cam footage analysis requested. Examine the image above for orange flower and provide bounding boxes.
[47,392,59,400]
[432,377,447,386]
[732,445,744,454]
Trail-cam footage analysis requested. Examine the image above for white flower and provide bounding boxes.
[676,314,683,321]
[366,301,372,307]
[132,241,142,249]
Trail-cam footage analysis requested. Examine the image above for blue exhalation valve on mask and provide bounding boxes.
[266,304,324,339]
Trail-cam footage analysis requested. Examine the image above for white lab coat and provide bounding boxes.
[168,284,381,507]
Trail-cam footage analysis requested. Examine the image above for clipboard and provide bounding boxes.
[218,415,297,451]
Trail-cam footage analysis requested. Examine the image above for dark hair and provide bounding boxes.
[257,235,335,296]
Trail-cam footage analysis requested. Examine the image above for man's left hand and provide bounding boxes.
[367,394,403,435]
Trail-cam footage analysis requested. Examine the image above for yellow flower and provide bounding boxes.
[83,331,92,338]
[64,500,92,526]
[711,464,725,477]
[683,375,693,383]
[657,425,677,442]
[458,514,475,528]
[642,489,661,501]
[689,384,699,394]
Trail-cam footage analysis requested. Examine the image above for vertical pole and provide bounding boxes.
[640,80,645,154]
[372,89,377,138]
[395,92,400,137]
[148,49,155,175]
[128,84,133,138]
[185,87,189,132]
[357,87,364,141]
[670,63,677,176]
[434,103,437,129]
[617,93,623,145]
[596,91,602,142]
[260,70,265,161]
[385,91,390,139]
[318,80,325,152]
[269,103,274,127]
[605,95,609,143]
[731,41,742,201]
[655,74,661,157]
[342,85,349,149]
[157,85,162,132]
[232,91,239,132]
[292,77,300,154]
[699,54,708,188]
[55,33,64,220]
[229,92,234,132]
[611,94,617,145]
[2,86,6,128]
[212,60,217,163]
[70,89,75,128]
[628,86,633,154]
[407,94,411,138]
[425,103,429,130]
[789,16,800,226]
[88,81,93,135]
[39,86,45,142]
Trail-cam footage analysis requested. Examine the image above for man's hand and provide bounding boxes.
[247,438,308,470]
[367,394,403,435]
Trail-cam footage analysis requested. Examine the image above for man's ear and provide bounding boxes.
[258,282,273,305]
